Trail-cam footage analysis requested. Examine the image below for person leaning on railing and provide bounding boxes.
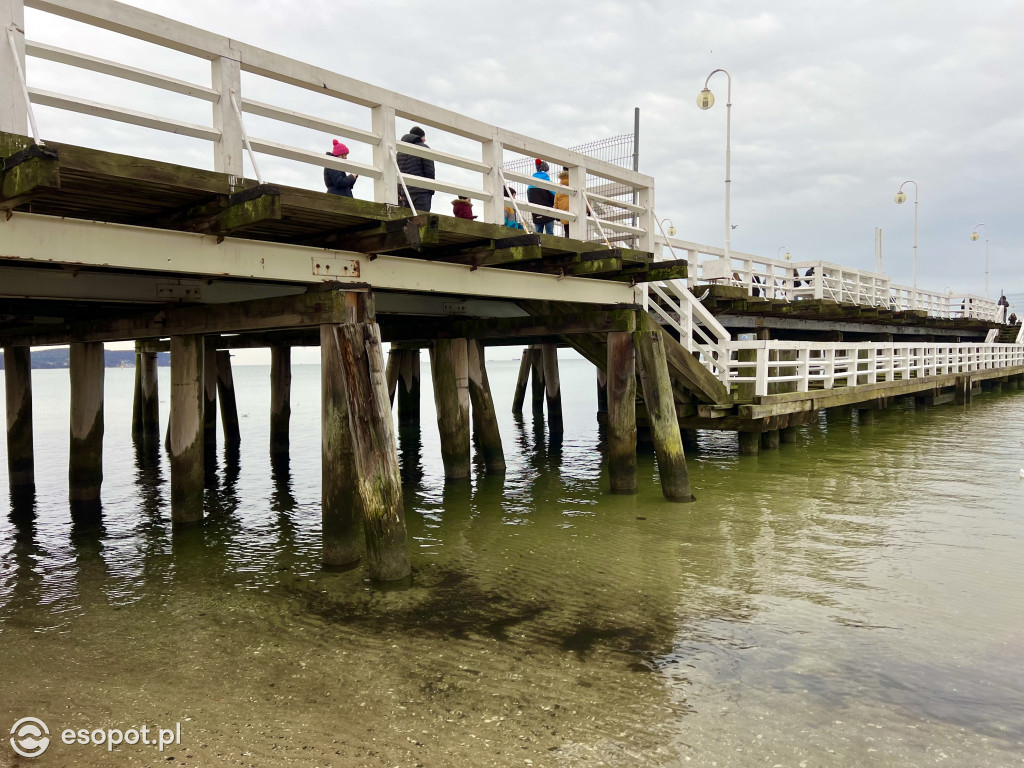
[324,140,358,197]
[555,168,570,237]
[503,187,524,230]
[527,159,556,235]
[396,126,435,212]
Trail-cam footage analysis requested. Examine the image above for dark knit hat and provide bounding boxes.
[536,160,550,172]
[409,126,425,137]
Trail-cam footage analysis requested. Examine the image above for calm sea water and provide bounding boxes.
[1,354,1023,767]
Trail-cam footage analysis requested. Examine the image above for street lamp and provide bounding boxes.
[659,217,677,237]
[777,246,790,261]
[969,223,989,298]
[893,180,918,309]
[698,69,732,262]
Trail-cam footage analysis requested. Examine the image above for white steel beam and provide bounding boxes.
[0,212,639,305]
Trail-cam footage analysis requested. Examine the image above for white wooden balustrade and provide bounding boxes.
[1,0,653,248]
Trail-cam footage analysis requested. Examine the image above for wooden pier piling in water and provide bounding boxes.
[606,331,637,494]
[4,346,34,494]
[215,350,241,447]
[169,335,204,525]
[430,338,471,480]
[467,339,505,474]
[69,342,104,517]
[270,345,291,457]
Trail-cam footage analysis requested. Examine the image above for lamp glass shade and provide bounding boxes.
[697,88,715,110]
[970,231,980,241]
[667,225,677,236]
[894,191,906,204]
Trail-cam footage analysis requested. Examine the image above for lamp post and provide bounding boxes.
[893,180,918,309]
[697,69,732,262]
[969,223,989,299]
[659,218,677,237]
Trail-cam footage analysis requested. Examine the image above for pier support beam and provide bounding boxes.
[541,344,563,434]
[169,335,204,525]
[215,350,241,447]
[955,376,973,405]
[467,340,505,474]
[270,345,291,457]
[334,316,410,582]
[635,329,693,502]
[738,431,760,456]
[512,349,531,415]
[596,369,609,417]
[606,331,637,494]
[530,346,545,416]
[321,324,361,568]
[4,346,34,493]
[760,429,780,450]
[857,408,875,425]
[69,342,104,516]
[134,349,160,449]
[780,425,800,444]
[681,428,699,451]
[431,338,471,480]
[395,347,421,428]
[203,337,218,456]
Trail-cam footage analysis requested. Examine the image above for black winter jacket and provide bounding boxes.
[324,167,357,197]
[396,133,435,194]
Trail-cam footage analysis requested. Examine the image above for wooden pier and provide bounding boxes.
[2,0,1023,582]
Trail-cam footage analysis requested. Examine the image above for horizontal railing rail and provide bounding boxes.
[5,0,655,247]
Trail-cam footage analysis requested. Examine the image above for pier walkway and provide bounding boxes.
[2,0,1022,579]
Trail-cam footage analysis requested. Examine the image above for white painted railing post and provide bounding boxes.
[637,183,654,252]
[755,344,769,396]
[813,262,824,300]
[568,164,588,241]
[211,51,243,185]
[371,104,397,205]
[481,132,504,225]
[687,249,698,289]
[1,0,27,135]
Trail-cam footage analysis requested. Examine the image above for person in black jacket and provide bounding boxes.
[324,139,357,197]
[396,126,435,212]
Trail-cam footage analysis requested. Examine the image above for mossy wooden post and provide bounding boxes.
[396,348,421,428]
[169,335,204,525]
[69,342,104,517]
[512,348,531,415]
[334,318,410,582]
[203,336,218,456]
[541,343,563,434]
[467,339,505,474]
[780,425,799,444]
[529,345,545,416]
[634,327,693,502]
[955,374,972,405]
[215,350,241,447]
[4,346,34,493]
[430,338,471,480]
[738,432,760,455]
[606,331,637,494]
[270,345,291,457]
[760,429,781,450]
[321,324,361,568]
[596,369,609,416]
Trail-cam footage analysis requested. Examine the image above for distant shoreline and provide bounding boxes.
[0,349,170,370]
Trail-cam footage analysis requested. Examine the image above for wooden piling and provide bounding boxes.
[596,369,609,416]
[270,345,291,456]
[681,428,699,451]
[203,336,218,453]
[738,432,760,456]
[69,342,104,515]
[467,340,506,474]
[334,321,411,582]
[780,425,799,444]
[955,375,972,405]
[606,331,637,494]
[169,335,204,525]
[4,346,34,492]
[138,350,160,448]
[215,350,241,447]
[132,350,144,442]
[396,347,421,428]
[512,348,531,415]
[541,343,563,434]
[320,324,361,568]
[430,338,471,480]
[760,429,780,450]
[857,408,875,425]
[529,346,545,416]
[634,328,693,502]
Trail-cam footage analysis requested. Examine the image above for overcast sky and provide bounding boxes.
[21,0,1023,313]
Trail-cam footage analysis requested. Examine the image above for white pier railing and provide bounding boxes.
[727,341,1024,397]
[2,0,654,247]
[654,235,1005,323]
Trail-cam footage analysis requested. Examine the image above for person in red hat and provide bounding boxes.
[324,139,358,197]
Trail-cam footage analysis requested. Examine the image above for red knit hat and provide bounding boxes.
[328,139,349,157]
[535,158,543,167]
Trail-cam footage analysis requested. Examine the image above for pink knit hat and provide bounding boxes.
[328,139,349,157]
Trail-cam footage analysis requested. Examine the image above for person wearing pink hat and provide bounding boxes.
[324,139,358,197]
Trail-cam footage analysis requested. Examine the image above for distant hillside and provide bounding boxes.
[0,348,170,369]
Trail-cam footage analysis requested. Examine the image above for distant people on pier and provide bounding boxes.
[503,187,524,229]
[998,293,1010,322]
[1009,312,1018,326]
[555,168,570,237]
[527,159,555,235]
[396,126,435,212]
[451,196,476,219]
[324,140,357,197]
